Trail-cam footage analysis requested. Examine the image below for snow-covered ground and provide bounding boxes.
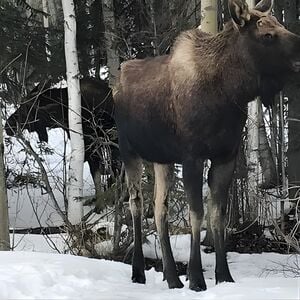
[1,233,299,300]
[3,118,299,299]
[5,128,95,228]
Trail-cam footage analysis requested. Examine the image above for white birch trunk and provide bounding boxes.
[279,92,287,231]
[199,0,218,247]
[42,0,49,29]
[0,113,10,250]
[246,0,260,221]
[200,0,217,33]
[62,0,84,225]
[42,0,51,61]
[258,104,277,188]
[247,100,260,219]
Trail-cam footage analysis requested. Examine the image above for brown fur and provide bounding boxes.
[115,13,300,163]
[114,0,300,291]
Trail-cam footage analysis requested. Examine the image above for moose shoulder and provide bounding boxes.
[114,0,300,292]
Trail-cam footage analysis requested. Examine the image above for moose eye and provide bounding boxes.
[257,20,263,27]
[263,33,274,42]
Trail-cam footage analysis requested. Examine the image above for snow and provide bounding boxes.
[1,233,299,299]
[5,128,95,228]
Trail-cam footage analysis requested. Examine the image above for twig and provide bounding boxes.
[0,54,23,75]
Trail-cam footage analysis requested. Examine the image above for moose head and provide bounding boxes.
[229,0,300,77]
[5,85,67,143]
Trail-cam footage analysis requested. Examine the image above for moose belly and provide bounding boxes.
[179,103,246,160]
[205,130,242,159]
[124,120,183,164]
[118,104,245,163]
[186,122,244,160]
[127,129,241,164]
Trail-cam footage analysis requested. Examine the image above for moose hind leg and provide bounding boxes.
[93,169,106,212]
[154,163,184,289]
[125,158,146,284]
[183,159,206,291]
[208,158,235,284]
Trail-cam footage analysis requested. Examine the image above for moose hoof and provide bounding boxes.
[167,278,184,289]
[216,273,234,284]
[189,280,207,292]
[190,282,207,292]
[132,268,146,284]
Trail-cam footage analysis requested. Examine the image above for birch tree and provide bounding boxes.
[199,0,217,247]
[62,0,84,225]
[200,0,217,33]
[258,105,277,189]
[247,103,260,220]
[246,0,260,221]
[285,0,300,202]
[0,109,10,250]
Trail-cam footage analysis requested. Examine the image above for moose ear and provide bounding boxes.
[228,0,250,27]
[254,0,273,14]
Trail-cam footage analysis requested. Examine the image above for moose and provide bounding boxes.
[5,78,120,211]
[114,0,300,291]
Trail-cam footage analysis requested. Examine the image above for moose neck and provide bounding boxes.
[207,23,263,104]
[171,22,262,108]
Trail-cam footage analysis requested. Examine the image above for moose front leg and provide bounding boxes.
[183,158,206,291]
[208,158,235,284]
[153,163,184,289]
[125,158,145,284]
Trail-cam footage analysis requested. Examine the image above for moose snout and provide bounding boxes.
[287,33,300,72]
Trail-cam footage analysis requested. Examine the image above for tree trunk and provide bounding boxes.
[274,0,283,23]
[200,0,217,247]
[246,0,260,222]
[149,0,159,56]
[279,92,288,232]
[184,0,201,28]
[47,0,63,28]
[200,0,217,33]
[287,82,300,200]
[285,0,300,202]
[247,99,260,221]
[258,103,277,189]
[223,0,230,23]
[102,0,122,251]
[0,111,10,250]
[102,0,119,87]
[168,0,177,29]
[62,0,84,225]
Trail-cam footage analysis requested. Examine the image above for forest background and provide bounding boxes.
[0,0,299,261]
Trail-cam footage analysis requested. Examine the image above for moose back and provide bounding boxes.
[5,78,120,210]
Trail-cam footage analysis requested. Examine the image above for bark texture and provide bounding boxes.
[62,0,84,225]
